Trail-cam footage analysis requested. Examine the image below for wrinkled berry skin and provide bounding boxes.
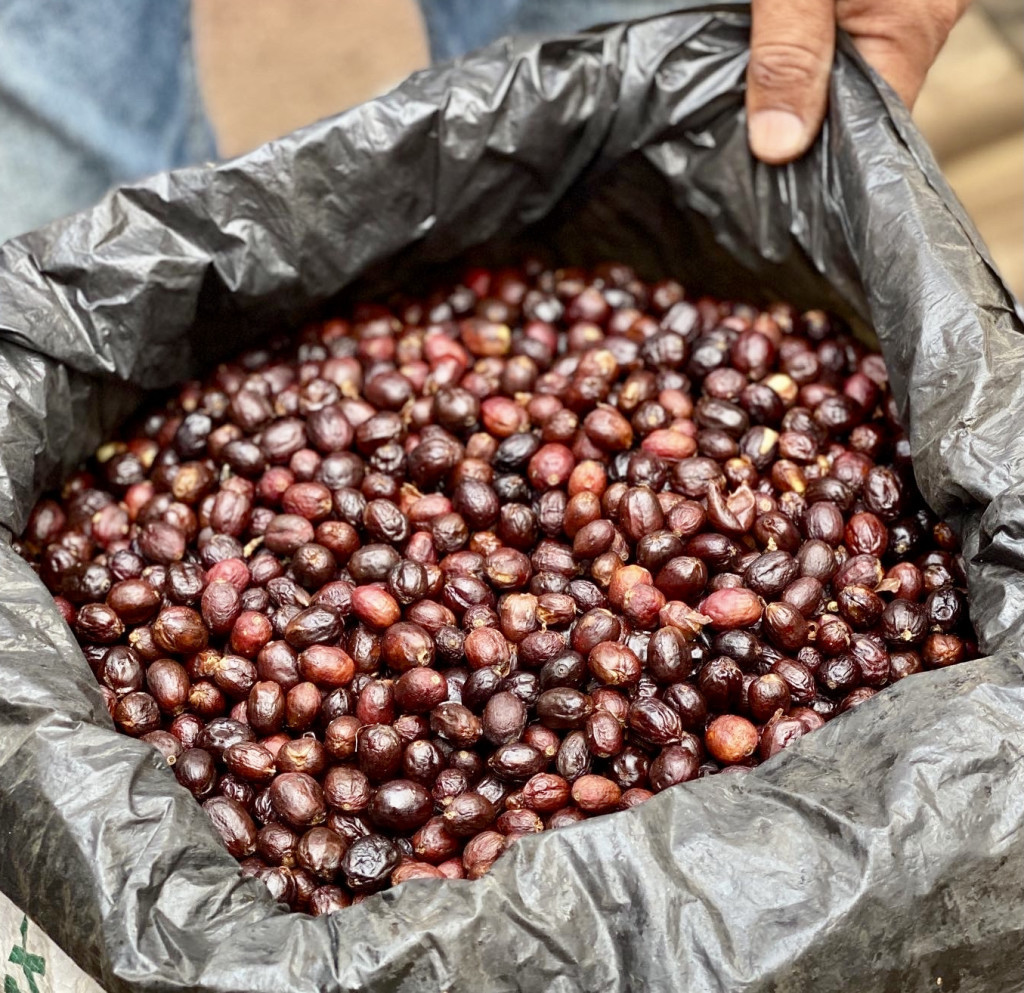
[17,263,976,912]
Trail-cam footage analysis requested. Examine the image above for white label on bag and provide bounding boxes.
[0,891,104,993]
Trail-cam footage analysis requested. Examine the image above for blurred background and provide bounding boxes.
[192,0,1023,299]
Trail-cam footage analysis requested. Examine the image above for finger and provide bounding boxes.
[747,0,836,164]
[839,0,965,110]
[849,36,928,107]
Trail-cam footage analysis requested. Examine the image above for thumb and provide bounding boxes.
[747,0,836,164]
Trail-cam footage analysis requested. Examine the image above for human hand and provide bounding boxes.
[746,0,971,164]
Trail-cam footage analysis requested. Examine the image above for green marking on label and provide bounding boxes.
[6,917,45,993]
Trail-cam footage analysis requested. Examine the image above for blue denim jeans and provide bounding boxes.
[415,0,685,61]
[0,0,216,245]
[0,0,679,244]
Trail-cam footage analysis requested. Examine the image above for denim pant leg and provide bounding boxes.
[0,0,217,245]
[416,0,689,61]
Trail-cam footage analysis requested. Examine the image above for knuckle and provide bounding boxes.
[749,40,827,94]
[934,0,963,36]
[840,0,960,48]
[893,0,960,44]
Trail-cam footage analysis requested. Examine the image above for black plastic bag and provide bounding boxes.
[1,6,1023,992]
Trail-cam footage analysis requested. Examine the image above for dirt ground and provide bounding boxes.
[193,0,1023,297]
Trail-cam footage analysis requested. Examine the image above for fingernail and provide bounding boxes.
[748,110,809,164]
